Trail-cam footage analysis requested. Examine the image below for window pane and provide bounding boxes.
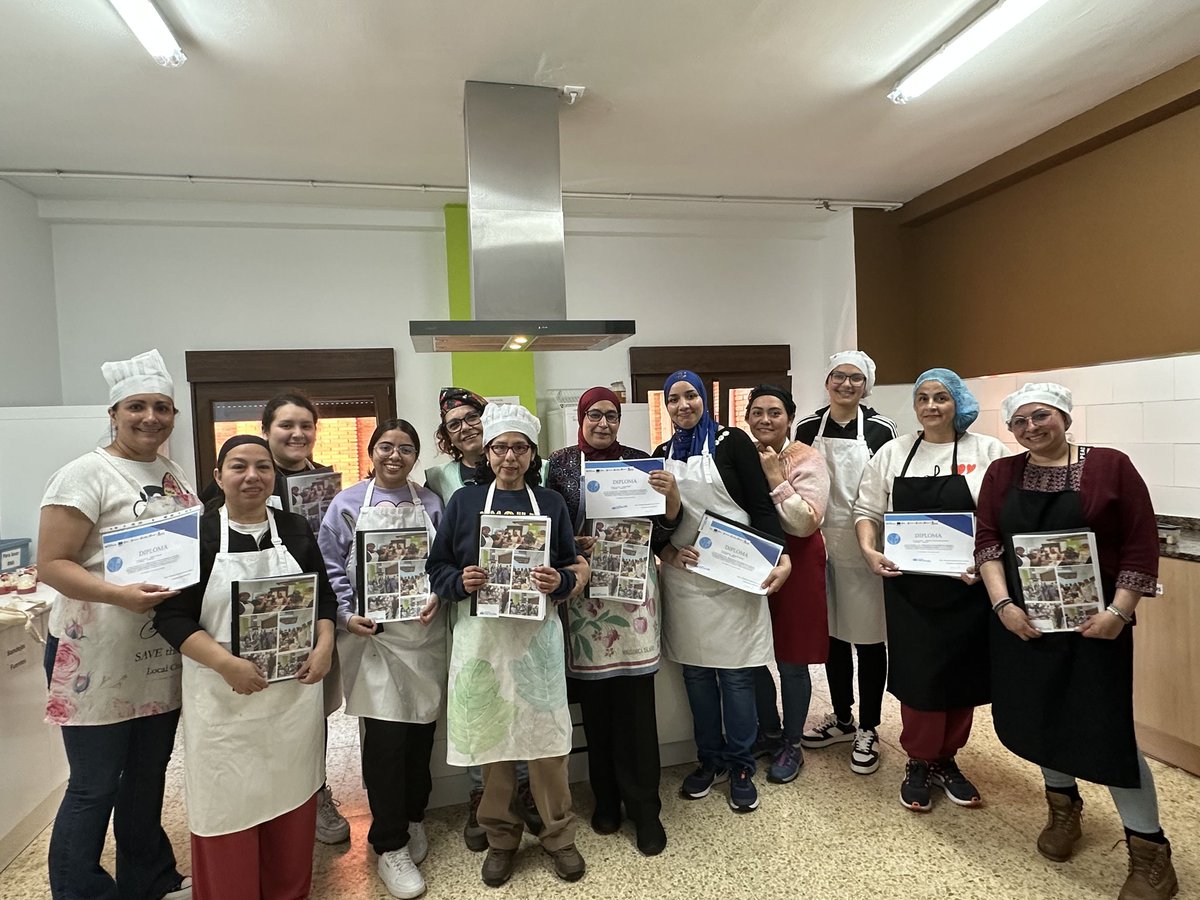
[646,391,670,449]
[729,387,755,439]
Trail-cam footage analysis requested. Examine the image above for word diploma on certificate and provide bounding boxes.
[687,511,783,595]
[583,458,665,518]
[883,512,976,577]
[101,505,202,590]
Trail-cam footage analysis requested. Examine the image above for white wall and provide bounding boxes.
[45,201,850,484]
[869,353,1200,518]
[0,181,60,406]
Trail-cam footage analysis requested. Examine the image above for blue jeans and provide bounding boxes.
[753,663,813,744]
[681,665,758,775]
[45,636,184,900]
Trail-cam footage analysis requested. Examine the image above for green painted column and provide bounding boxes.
[444,204,537,411]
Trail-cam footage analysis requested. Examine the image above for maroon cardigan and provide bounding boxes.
[975,448,1159,595]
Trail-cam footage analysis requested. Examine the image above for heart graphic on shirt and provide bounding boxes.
[958,463,976,475]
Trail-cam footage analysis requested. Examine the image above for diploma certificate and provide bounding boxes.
[687,511,783,595]
[582,459,665,518]
[883,512,976,576]
[101,505,202,590]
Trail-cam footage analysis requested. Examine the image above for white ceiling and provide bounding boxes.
[2,0,1198,209]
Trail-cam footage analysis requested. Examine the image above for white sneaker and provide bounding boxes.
[407,821,428,865]
[378,847,426,899]
[850,727,881,775]
[316,785,351,844]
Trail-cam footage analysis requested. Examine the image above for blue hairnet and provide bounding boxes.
[913,368,979,433]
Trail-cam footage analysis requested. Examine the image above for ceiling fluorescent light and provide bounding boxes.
[109,0,187,67]
[888,0,1051,104]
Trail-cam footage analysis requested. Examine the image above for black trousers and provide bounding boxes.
[361,718,437,854]
[574,673,662,826]
[825,638,887,730]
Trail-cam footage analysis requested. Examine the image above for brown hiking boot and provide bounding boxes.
[463,788,487,852]
[1118,836,1179,900]
[546,843,587,882]
[481,846,517,887]
[1037,791,1083,862]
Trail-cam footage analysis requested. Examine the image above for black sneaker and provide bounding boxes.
[800,713,857,749]
[515,780,544,836]
[900,759,933,812]
[931,757,982,807]
[680,764,728,799]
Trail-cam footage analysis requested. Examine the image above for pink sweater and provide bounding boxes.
[768,441,830,537]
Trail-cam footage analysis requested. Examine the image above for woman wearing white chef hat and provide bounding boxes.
[38,348,198,900]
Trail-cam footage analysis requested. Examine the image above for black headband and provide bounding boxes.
[747,384,796,419]
[217,434,271,468]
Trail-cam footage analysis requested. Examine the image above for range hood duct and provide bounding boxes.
[410,81,635,352]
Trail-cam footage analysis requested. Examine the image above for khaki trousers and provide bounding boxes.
[479,755,576,851]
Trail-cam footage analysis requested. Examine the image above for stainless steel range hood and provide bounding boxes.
[409,81,635,352]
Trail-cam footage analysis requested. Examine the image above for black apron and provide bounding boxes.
[884,435,991,711]
[989,452,1140,788]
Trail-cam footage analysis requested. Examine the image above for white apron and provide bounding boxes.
[45,449,196,726]
[813,408,886,644]
[337,479,447,723]
[659,441,775,669]
[444,483,572,767]
[181,507,324,837]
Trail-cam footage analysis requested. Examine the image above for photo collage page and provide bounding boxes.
[358,528,430,622]
[233,573,318,682]
[284,470,344,536]
[1013,531,1104,632]
[589,517,652,605]
[477,514,551,620]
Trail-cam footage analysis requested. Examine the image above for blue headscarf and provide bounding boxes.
[913,368,979,434]
[664,370,719,461]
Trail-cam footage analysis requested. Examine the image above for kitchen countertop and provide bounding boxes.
[1157,516,1200,563]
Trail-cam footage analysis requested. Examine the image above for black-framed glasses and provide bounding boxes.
[489,442,532,457]
[1008,409,1057,431]
[828,371,866,386]
[445,412,482,433]
[374,442,417,458]
[584,410,620,424]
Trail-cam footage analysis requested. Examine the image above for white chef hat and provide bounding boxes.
[1001,382,1073,424]
[826,350,877,397]
[101,349,174,406]
[481,403,541,447]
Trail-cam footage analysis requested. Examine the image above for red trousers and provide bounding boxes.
[899,704,975,762]
[191,793,317,900]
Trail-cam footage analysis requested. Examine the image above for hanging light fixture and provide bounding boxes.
[108,0,187,67]
[888,0,1052,104]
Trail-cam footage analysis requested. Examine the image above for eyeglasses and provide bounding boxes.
[374,443,417,458]
[828,372,866,386]
[584,410,620,424]
[1007,409,1057,431]
[489,442,532,457]
[445,412,482,433]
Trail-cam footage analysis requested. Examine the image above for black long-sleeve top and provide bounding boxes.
[426,483,578,607]
[154,508,338,650]
[651,426,786,555]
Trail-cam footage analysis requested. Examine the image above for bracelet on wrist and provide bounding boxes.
[1106,605,1133,624]
[992,598,1014,615]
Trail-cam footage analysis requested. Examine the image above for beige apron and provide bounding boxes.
[660,442,774,669]
[181,507,324,836]
[45,449,196,726]
[813,408,886,644]
[337,479,447,723]
[444,482,572,766]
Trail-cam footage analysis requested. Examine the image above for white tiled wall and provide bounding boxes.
[869,352,1200,518]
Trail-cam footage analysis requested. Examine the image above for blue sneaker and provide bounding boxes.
[767,741,804,784]
[728,768,759,813]
[680,764,728,799]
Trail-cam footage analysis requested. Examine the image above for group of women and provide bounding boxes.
[34,347,1179,900]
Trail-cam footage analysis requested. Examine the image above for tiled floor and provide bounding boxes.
[2,670,1195,899]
